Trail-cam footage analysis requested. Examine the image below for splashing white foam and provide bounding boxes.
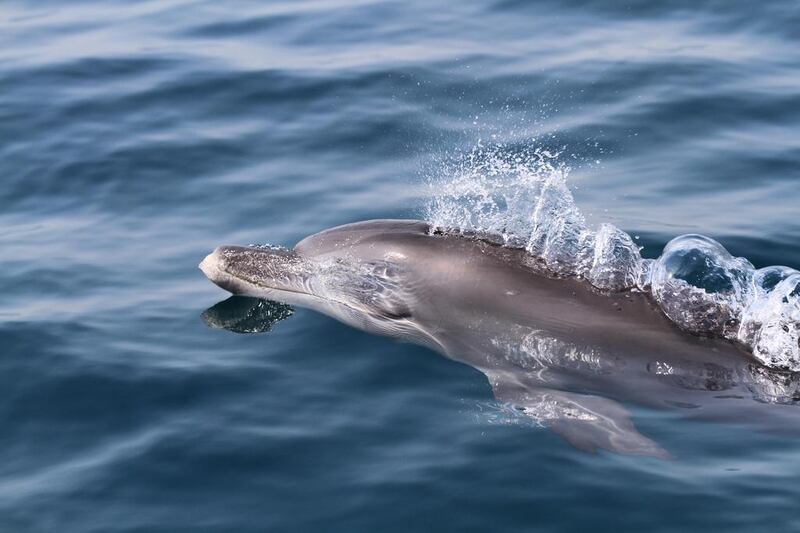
[425,143,800,371]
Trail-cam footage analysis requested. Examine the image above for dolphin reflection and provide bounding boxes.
[202,296,293,334]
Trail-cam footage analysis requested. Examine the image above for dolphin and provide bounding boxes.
[200,219,800,458]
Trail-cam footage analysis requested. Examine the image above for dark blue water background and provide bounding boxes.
[2,1,800,531]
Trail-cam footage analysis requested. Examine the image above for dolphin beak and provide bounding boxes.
[199,247,223,281]
[199,244,312,297]
[199,246,244,294]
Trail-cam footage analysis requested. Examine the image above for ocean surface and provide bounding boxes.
[2,1,800,531]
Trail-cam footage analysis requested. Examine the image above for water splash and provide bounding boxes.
[425,143,800,371]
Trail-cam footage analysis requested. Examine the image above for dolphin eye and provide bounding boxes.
[375,302,412,320]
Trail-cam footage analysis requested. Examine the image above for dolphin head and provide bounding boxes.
[199,220,433,326]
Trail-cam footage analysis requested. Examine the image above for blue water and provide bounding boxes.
[2,1,800,531]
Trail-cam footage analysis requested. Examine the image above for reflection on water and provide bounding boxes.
[201,296,294,334]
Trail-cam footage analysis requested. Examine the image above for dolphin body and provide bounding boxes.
[200,219,800,458]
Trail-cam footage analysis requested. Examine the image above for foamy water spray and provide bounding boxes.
[425,143,800,371]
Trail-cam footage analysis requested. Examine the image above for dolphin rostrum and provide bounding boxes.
[200,219,800,458]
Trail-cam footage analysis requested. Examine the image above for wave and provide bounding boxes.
[425,143,800,371]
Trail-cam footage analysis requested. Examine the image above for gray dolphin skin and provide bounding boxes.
[200,219,800,458]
